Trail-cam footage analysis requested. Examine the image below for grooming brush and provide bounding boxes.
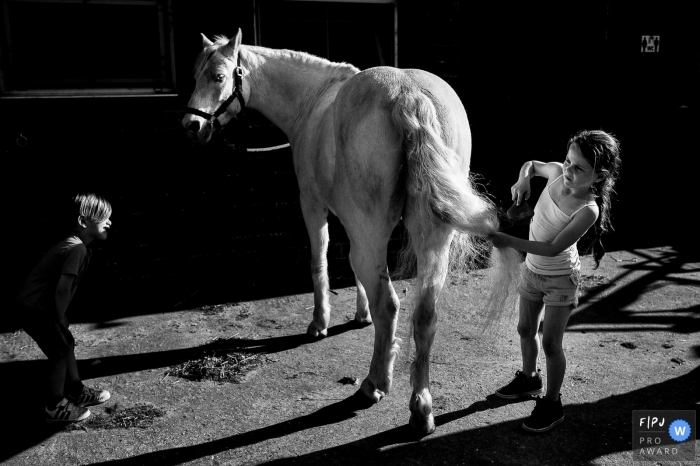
[506,200,534,226]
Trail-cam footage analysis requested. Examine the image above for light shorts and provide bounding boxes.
[518,266,581,308]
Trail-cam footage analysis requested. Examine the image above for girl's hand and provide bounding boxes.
[489,232,510,249]
[511,177,531,206]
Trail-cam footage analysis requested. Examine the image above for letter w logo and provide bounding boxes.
[674,426,686,436]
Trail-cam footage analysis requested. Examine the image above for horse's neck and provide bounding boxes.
[242,46,357,137]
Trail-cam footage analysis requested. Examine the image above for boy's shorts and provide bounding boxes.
[518,267,581,308]
[20,308,75,360]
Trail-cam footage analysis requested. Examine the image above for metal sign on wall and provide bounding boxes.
[641,35,660,53]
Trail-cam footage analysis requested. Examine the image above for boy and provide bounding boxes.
[16,193,113,422]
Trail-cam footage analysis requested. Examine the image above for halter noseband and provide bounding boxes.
[184,54,246,131]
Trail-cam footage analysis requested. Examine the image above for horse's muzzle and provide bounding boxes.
[181,116,213,145]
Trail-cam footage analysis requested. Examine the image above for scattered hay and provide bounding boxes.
[201,303,241,315]
[201,305,226,316]
[165,349,269,383]
[337,376,358,385]
[66,403,165,431]
[580,274,608,290]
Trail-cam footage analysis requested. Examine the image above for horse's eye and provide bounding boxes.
[215,74,226,83]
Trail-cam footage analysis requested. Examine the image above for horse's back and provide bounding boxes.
[331,67,472,215]
[338,67,469,133]
[335,67,470,163]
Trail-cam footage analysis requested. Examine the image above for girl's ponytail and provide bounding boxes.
[579,206,606,268]
[569,130,621,268]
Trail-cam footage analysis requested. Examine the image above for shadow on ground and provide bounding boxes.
[570,246,700,334]
[0,321,365,462]
[54,367,699,466]
[1,246,697,464]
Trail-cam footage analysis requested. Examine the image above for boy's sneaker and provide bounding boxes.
[45,398,91,423]
[66,385,111,407]
[495,369,544,399]
[522,395,565,433]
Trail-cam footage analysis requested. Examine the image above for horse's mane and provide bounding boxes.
[193,35,360,82]
[193,36,359,128]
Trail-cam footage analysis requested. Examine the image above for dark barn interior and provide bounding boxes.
[2,0,696,330]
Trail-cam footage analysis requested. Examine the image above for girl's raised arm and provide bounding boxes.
[511,161,562,205]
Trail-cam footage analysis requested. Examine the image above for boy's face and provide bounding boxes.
[84,215,112,241]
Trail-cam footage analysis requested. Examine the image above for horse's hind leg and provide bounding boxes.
[405,214,455,435]
[351,265,371,325]
[346,224,401,402]
[300,197,332,338]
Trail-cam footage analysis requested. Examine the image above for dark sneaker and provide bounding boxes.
[522,395,565,432]
[495,369,543,399]
[45,398,91,423]
[66,385,111,407]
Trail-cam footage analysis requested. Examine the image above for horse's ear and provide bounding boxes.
[221,29,242,58]
[201,33,213,48]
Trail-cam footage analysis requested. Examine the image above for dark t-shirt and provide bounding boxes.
[16,236,91,316]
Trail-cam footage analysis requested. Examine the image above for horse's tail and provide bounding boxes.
[390,88,499,278]
[391,85,523,348]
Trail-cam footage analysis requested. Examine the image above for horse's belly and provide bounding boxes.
[294,106,338,208]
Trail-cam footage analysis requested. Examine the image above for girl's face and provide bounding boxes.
[563,144,600,192]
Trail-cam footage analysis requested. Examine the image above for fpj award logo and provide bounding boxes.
[633,410,695,462]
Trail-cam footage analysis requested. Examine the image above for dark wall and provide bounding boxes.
[3,0,696,328]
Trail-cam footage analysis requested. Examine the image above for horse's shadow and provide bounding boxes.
[78,366,698,466]
[0,320,364,462]
[102,319,364,376]
[0,387,374,464]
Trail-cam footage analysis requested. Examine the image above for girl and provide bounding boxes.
[489,129,621,432]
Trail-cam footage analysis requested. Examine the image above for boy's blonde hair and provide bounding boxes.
[73,193,112,223]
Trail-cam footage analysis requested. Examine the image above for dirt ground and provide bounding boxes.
[1,246,698,466]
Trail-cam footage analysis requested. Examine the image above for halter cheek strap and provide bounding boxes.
[184,54,246,130]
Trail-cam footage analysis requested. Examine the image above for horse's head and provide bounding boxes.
[181,30,247,144]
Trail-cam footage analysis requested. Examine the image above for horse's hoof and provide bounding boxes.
[306,322,327,339]
[360,378,385,403]
[409,412,436,435]
[353,314,372,327]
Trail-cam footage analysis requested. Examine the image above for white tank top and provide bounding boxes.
[525,175,597,275]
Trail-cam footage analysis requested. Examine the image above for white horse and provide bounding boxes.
[181,30,498,434]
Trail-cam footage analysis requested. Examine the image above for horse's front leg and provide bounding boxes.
[300,197,331,338]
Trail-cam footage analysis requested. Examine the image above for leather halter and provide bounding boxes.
[183,53,246,130]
